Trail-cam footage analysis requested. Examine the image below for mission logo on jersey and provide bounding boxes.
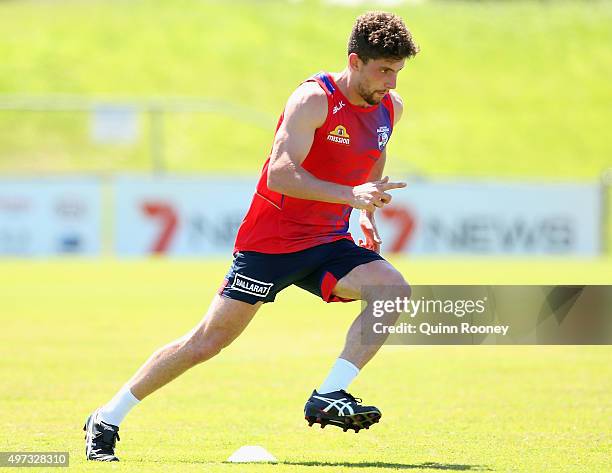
[327,125,350,145]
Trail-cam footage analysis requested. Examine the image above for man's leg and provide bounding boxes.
[126,295,262,401]
[304,259,409,432]
[332,259,409,368]
[85,295,261,461]
[316,259,408,393]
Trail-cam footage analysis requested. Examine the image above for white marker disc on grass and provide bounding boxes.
[227,445,278,463]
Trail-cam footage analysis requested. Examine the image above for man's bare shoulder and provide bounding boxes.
[284,81,328,128]
[389,90,404,125]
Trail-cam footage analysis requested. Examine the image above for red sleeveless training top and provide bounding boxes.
[233,71,395,254]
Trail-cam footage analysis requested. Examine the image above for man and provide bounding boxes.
[84,11,419,461]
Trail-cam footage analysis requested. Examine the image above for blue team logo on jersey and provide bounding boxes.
[377,126,390,150]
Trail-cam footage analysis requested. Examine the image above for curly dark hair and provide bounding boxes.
[348,11,419,63]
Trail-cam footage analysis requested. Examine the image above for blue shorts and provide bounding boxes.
[219,239,385,305]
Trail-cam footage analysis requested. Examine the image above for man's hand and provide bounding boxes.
[358,209,382,253]
[350,176,407,212]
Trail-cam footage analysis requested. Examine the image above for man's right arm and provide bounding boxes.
[267,82,354,204]
[267,83,405,212]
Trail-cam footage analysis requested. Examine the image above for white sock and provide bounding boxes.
[98,385,140,426]
[318,358,360,394]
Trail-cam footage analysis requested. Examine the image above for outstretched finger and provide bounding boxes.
[371,176,389,186]
[381,181,407,191]
[373,227,382,244]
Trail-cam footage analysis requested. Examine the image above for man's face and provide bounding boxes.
[354,56,405,105]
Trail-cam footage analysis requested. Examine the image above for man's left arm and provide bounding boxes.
[359,91,405,252]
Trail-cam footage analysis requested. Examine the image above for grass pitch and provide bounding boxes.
[1,2,610,470]
[1,0,611,179]
[1,258,610,472]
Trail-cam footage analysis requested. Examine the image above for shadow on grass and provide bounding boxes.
[280,461,492,471]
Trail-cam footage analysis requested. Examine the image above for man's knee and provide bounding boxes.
[182,328,228,365]
[363,265,411,301]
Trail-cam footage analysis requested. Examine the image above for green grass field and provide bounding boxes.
[1,0,611,242]
[1,0,611,178]
[1,259,610,472]
[1,0,611,470]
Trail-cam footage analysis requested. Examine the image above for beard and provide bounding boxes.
[357,81,384,106]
